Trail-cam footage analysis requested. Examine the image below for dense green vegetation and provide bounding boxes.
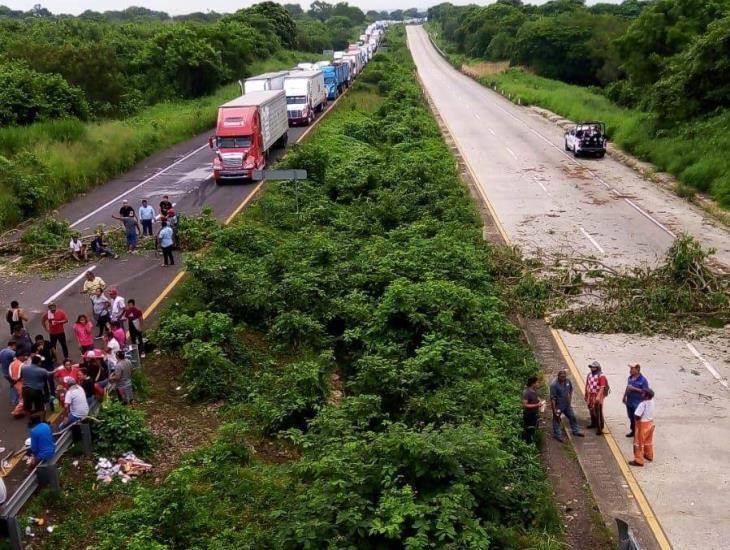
[71,29,558,549]
[428,0,730,207]
[0,3,368,230]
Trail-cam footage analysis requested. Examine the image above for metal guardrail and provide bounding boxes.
[0,344,139,549]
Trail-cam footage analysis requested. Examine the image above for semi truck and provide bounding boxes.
[283,70,327,126]
[323,63,348,100]
[333,59,352,87]
[242,71,288,95]
[209,90,288,184]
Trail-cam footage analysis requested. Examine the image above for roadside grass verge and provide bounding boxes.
[43,28,561,549]
[0,50,324,231]
[424,28,730,209]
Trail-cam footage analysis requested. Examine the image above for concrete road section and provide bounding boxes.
[561,331,730,550]
[0,101,333,487]
[407,26,730,271]
[407,25,730,549]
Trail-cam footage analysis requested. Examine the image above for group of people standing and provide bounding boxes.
[2,276,143,466]
[522,361,656,468]
[69,195,177,266]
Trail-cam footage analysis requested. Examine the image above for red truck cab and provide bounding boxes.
[210,106,264,183]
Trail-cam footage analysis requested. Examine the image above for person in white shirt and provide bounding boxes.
[58,378,89,430]
[138,199,156,237]
[69,235,88,262]
[629,389,655,467]
[108,288,126,325]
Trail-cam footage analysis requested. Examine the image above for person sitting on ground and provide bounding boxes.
[108,350,134,405]
[69,234,88,262]
[90,231,119,259]
[27,414,55,471]
[58,378,89,431]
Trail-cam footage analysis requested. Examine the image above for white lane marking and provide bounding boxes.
[505,147,517,160]
[70,143,209,228]
[579,226,605,254]
[532,177,548,193]
[623,198,676,238]
[489,128,496,136]
[441,59,678,239]
[474,113,480,120]
[687,342,728,389]
[43,265,97,305]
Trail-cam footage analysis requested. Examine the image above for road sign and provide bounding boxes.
[252,169,308,181]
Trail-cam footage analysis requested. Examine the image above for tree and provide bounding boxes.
[284,3,304,17]
[308,1,333,22]
[325,15,354,49]
[617,0,729,89]
[240,2,297,49]
[332,2,365,24]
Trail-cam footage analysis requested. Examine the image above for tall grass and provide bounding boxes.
[482,68,730,208]
[0,50,326,231]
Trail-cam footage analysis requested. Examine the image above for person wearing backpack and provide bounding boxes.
[584,361,610,436]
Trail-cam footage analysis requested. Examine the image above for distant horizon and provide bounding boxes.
[0,0,622,17]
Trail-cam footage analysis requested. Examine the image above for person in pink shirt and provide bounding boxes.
[73,315,94,354]
[110,321,126,347]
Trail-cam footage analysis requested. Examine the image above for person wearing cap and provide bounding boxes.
[623,364,649,438]
[42,302,69,360]
[549,369,584,441]
[58,377,89,430]
[138,199,156,237]
[109,288,126,325]
[584,361,610,435]
[630,389,656,467]
[522,376,544,443]
[28,415,55,470]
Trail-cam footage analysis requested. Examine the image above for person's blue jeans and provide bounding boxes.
[5,376,18,406]
[626,403,638,433]
[141,219,153,236]
[552,405,581,438]
[58,413,83,431]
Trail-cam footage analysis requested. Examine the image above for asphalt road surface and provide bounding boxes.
[0,101,333,491]
[408,25,730,550]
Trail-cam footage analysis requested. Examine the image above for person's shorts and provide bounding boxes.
[126,231,138,246]
[22,387,44,414]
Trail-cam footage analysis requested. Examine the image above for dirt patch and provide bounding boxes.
[142,353,220,476]
[461,61,509,78]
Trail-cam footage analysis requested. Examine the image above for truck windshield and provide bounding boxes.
[287,95,307,105]
[217,136,252,148]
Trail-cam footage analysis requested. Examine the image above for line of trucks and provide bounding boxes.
[210,23,387,184]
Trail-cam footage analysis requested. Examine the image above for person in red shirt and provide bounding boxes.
[54,359,82,405]
[584,361,610,435]
[42,302,69,360]
[123,299,145,358]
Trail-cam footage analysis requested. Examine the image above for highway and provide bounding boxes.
[0,102,330,491]
[408,25,730,550]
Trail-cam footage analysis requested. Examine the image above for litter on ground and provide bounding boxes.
[95,452,152,484]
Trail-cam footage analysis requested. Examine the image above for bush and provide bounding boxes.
[94,400,153,457]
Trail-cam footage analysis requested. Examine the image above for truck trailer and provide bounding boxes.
[242,71,288,95]
[283,70,327,126]
[210,90,288,184]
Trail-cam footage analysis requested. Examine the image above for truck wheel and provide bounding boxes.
[278,132,288,148]
[564,140,569,151]
[598,151,605,158]
[215,178,222,185]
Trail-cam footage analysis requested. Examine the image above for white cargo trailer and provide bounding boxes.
[283,70,327,126]
[241,71,288,95]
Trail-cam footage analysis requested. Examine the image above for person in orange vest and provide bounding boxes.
[584,361,610,436]
[630,389,655,467]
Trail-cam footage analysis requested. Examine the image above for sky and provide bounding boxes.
[1,0,620,16]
